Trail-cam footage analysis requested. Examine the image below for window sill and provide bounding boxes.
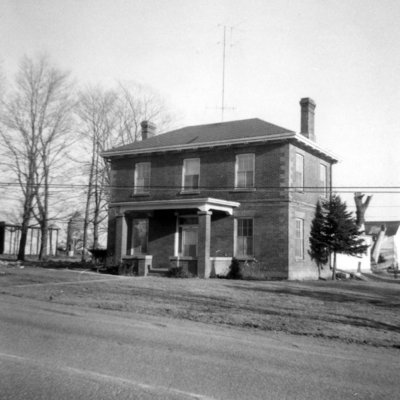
[169,256,197,261]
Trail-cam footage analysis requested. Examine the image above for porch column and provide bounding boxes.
[197,210,212,278]
[114,213,128,264]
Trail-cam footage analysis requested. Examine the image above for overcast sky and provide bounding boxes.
[1,0,399,220]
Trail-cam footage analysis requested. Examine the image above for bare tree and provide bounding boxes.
[76,83,175,259]
[354,192,372,229]
[77,86,118,259]
[0,55,74,260]
[116,82,174,144]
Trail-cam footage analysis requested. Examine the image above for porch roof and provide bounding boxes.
[111,197,240,215]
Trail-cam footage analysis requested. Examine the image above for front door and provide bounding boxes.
[178,216,198,257]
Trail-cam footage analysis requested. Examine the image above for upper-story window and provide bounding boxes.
[235,154,255,189]
[182,158,200,191]
[320,163,328,197]
[134,162,151,194]
[295,153,304,191]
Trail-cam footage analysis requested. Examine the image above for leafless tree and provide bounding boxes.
[354,192,372,229]
[76,86,118,259]
[76,83,174,259]
[0,55,74,260]
[116,82,174,144]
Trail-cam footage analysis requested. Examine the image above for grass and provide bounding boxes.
[1,262,399,349]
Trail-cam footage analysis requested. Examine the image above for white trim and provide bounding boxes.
[293,133,339,162]
[233,218,238,256]
[102,132,339,163]
[111,197,240,215]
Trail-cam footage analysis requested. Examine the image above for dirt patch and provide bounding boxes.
[1,265,399,348]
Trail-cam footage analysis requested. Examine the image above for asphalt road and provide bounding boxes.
[0,294,398,400]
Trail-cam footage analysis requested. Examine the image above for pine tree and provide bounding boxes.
[322,195,369,280]
[309,201,329,278]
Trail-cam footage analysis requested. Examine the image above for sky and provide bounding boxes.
[0,0,399,221]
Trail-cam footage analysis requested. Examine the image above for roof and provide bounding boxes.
[102,118,338,162]
[365,221,400,237]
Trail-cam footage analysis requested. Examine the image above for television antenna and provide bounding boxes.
[218,25,235,121]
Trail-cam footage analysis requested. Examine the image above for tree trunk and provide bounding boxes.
[38,171,50,260]
[17,218,29,261]
[82,189,91,262]
[93,212,99,249]
[17,184,34,261]
[332,252,337,280]
[39,222,48,260]
[92,147,101,249]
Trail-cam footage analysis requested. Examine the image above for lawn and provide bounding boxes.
[1,263,399,349]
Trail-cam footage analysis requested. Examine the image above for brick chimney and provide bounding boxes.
[300,98,316,141]
[140,120,156,140]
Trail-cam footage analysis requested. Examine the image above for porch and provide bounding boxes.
[110,198,240,278]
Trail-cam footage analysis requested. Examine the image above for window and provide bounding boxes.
[127,219,148,255]
[178,216,198,257]
[236,218,254,257]
[235,154,255,189]
[134,162,151,194]
[295,154,304,191]
[320,164,328,197]
[295,218,304,260]
[182,158,200,191]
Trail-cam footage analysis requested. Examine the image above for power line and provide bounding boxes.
[0,182,400,194]
[1,181,400,190]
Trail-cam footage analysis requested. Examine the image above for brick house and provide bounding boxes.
[102,98,338,279]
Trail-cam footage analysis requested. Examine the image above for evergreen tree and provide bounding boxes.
[322,195,369,280]
[309,201,329,278]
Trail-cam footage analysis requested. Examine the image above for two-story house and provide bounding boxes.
[102,98,338,280]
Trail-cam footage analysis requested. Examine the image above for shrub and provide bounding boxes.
[227,257,242,279]
[167,266,191,278]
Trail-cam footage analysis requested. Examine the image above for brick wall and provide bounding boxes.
[110,143,288,203]
[108,140,334,279]
[287,143,333,279]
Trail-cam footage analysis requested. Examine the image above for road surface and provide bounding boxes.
[0,294,398,399]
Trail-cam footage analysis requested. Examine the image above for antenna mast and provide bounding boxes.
[216,24,235,121]
[221,25,226,122]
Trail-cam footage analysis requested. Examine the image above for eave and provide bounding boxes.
[101,132,339,163]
